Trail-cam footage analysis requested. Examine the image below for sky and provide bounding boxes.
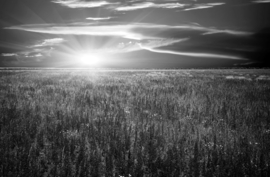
[0,0,270,68]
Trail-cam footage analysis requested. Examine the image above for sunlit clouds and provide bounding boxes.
[184,3,225,11]
[28,38,65,48]
[114,2,225,12]
[51,0,226,12]
[52,0,117,8]
[5,22,251,40]
[1,38,65,62]
[3,21,253,61]
[1,0,268,67]
[116,38,189,53]
[86,17,112,21]
[1,48,54,62]
[2,22,253,59]
[5,23,146,40]
[139,38,189,51]
[2,53,18,57]
[138,44,245,60]
[252,0,270,3]
[115,2,186,11]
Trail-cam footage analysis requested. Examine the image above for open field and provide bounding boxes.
[1,69,270,176]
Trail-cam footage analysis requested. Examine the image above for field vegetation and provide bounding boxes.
[0,69,270,176]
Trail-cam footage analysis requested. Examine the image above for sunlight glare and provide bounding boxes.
[78,53,101,67]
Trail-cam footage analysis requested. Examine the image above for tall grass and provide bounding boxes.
[0,70,269,176]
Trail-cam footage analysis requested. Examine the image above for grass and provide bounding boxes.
[0,69,270,176]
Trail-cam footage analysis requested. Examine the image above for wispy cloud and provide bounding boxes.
[51,0,226,12]
[28,38,65,48]
[184,3,225,11]
[202,29,251,36]
[138,44,245,60]
[4,22,253,61]
[52,0,117,8]
[116,38,189,53]
[86,17,112,21]
[115,2,186,11]
[5,22,251,41]
[1,48,53,62]
[252,0,270,3]
[139,38,189,50]
[234,62,257,66]
[5,23,157,40]
[1,53,17,57]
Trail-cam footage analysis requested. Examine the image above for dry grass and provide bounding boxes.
[0,69,270,176]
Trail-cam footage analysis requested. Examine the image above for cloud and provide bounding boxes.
[252,0,270,3]
[5,22,253,61]
[130,23,251,40]
[234,62,257,66]
[1,48,54,62]
[184,2,225,11]
[202,30,250,36]
[28,38,65,48]
[1,53,17,57]
[86,17,112,21]
[5,22,251,41]
[112,34,248,60]
[139,44,245,60]
[116,38,189,53]
[51,0,226,12]
[139,38,189,49]
[1,38,65,62]
[115,2,186,11]
[5,23,147,40]
[107,1,225,12]
[52,0,117,8]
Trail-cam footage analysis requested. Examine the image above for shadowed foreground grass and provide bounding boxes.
[0,70,270,176]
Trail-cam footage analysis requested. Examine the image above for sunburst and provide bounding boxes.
[78,52,101,67]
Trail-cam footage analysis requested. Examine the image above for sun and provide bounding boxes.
[78,53,101,67]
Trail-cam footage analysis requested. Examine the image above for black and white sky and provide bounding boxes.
[0,0,270,68]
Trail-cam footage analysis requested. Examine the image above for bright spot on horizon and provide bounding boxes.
[78,52,101,67]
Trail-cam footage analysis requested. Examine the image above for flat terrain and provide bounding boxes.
[0,69,270,176]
